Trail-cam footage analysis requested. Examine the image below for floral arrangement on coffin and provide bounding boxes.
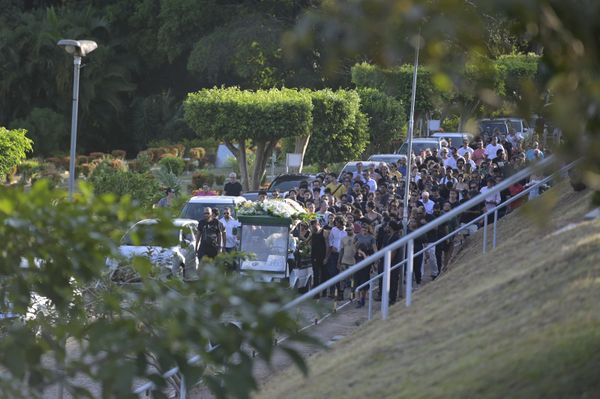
[237,199,315,222]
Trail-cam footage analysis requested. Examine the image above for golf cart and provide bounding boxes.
[237,200,313,290]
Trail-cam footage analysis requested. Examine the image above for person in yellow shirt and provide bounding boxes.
[389,163,403,182]
[325,173,346,200]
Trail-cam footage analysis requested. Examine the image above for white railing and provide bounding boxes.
[135,155,573,397]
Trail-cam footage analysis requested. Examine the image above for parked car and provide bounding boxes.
[367,154,408,164]
[242,174,317,201]
[429,132,474,149]
[180,195,246,221]
[478,119,511,141]
[395,137,443,156]
[337,161,378,181]
[106,218,199,280]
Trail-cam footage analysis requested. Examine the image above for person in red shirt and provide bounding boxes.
[471,140,488,166]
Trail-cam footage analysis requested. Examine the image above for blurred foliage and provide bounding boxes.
[287,0,599,201]
[0,126,33,177]
[0,181,315,398]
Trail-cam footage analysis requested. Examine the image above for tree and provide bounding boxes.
[9,107,68,156]
[0,182,313,397]
[357,88,406,154]
[303,89,369,167]
[184,87,313,190]
[351,63,445,123]
[0,126,33,177]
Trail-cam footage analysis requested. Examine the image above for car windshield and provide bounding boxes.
[481,122,508,134]
[239,224,289,272]
[397,142,438,156]
[368,156,400,163]
[122,224,180,246]
[180,203,236,221]
[510,120,522,131]
[269,178,310,192]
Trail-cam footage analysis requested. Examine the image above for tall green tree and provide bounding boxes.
[0,126,33,177]
[304,89,369,167]
[184,87,313,190]
[357,88,406,154]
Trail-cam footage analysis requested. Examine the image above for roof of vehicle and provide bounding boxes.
[341,161,378,167]
[430,132,473,137]
[411,137,441,142]
[132,218,199,227]
[186,195,246,204]
[271,174,315,181]
[368,154,408,160]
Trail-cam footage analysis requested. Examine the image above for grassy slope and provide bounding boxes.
[257,182,600,399]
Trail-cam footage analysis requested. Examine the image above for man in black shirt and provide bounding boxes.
[196,207,225,263]
[223,172,243,196]
[310,220,328,298]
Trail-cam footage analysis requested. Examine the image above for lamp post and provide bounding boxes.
[57,39,97,199]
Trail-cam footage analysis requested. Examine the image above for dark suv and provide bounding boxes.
[242,174,318,201]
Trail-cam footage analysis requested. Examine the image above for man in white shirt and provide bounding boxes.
[218,207,241,252]
[479,178,501,213]
[326,216,348,299]
[507,128,524,149]
[440,148,457,170]
[418,191,435,214]
[457,139,474,158]
[485,136,505,161]
[353,162,366,183]
[364,170,378,193]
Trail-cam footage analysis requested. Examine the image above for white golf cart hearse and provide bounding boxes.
[237,199,313,291]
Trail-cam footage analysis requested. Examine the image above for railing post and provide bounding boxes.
[483,211,488,254]
[179,374,186,399]
[381,250,391,320]
[406,239,414,307]
[367,279,373,321]
[493,209,499,249]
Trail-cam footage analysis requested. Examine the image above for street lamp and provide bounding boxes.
[57,39,97,199]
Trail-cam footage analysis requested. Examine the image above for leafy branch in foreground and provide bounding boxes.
[0,181,316,399]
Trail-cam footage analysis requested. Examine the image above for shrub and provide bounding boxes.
[89,166,160,208]
[17,160,44,183]
[159,156,185,176]
[111,150,126,159]
[77,155,90,165]
[189,147,206,160]
[77,163,93,177]
[214,174,225,186]
[0,127,33,178]
[192,171,215,188]
[45,157,63,170]
[89,152,106,160]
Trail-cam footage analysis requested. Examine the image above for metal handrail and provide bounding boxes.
[283,155,560,314]
[351,165,569,319]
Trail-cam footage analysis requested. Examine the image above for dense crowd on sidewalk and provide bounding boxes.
[285,132,549,307]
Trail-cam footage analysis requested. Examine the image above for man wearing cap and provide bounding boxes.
[223,172,243,196]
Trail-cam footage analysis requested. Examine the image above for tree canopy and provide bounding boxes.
[184,87,313,190]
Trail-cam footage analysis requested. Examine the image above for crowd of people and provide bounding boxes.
[287,132,548,307]
[157,130,549,307]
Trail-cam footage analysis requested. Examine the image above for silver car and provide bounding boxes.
[107,218,199,281]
